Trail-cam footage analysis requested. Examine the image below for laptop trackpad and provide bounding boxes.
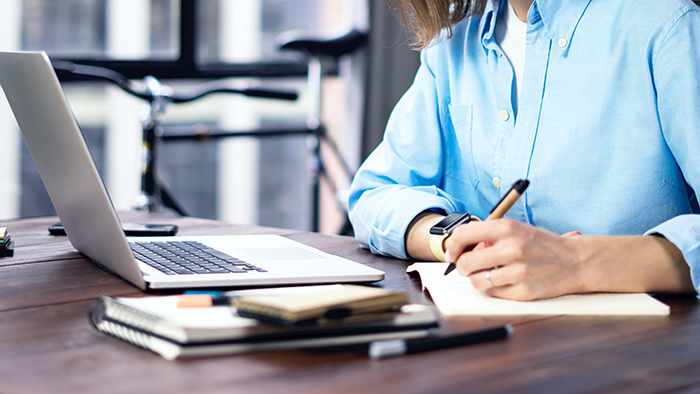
[239,247,325,261]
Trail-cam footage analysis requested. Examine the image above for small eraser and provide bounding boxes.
[176,294,214,308]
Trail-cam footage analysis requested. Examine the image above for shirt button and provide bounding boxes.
[493,177,502,188]
[558,37,568,47]
[499,109,509,121]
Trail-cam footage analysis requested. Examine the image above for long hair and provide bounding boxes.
[391,0,488,50]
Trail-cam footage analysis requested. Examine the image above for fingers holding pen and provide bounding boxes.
[444,219,587,300]
[444,219,527,272]
[467,264,523,291]
[441,178,531,280]
[460,228,583,292]
[443,219,545,296]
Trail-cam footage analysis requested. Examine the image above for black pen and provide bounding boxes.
[444,179,529,275]
[368,325,512,359]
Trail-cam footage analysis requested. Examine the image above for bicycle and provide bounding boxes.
[51,28,364,233]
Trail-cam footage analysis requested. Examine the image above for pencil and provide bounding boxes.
[443,179,529,275]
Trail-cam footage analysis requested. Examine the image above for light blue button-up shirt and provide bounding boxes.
[349,0,700,291]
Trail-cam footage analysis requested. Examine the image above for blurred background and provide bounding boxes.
[0,0,420,234]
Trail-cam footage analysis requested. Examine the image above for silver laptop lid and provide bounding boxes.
[0,51,146,288]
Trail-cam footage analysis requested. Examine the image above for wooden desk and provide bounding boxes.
[1,213,700,394]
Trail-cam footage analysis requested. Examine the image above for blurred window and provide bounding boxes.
[4,0,359,235]
[19,0,337,77]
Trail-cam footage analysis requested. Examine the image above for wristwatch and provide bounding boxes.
[429,212,474,261]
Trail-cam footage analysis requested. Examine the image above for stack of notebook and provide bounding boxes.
[90,285,439,360]
[0,227,13,257]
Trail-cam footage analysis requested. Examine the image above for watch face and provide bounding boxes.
[430,212,471,235]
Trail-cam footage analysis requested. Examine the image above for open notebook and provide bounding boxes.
[0,50,384,290]
[408,263,670,316]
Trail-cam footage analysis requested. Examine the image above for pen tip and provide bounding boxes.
[444,263,456,276]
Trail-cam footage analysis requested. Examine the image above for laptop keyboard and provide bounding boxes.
[130,241,266,275]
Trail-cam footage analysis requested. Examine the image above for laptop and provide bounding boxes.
[0,51,384,290]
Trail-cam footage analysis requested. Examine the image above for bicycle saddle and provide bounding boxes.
[278,28,367,58]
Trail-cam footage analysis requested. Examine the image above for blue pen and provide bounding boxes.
[183,290,225,296]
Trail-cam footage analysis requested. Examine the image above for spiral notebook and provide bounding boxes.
[89,286,439,360]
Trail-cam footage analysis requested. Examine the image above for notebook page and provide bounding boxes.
[408,263,669,316]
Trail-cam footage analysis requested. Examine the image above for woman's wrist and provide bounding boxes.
[405,211,445,261]
[572,235,693,294]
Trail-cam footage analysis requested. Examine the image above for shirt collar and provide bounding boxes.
[479,0,500,54]
[479,0,592,55]
[529,0,592,55]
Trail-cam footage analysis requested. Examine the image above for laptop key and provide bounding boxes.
[131,240,265,275]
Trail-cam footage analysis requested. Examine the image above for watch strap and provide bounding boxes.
[429,232,450,262]
[428,213,480,262]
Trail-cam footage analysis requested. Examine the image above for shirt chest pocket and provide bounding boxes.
[445,104,480,188]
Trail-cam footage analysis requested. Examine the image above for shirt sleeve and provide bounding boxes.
[645,215,700,291]
[648,8,700,292]
[348,49,462,259]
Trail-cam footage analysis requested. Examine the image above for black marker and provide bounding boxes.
[368,325,512,359]
[444,179,529,275]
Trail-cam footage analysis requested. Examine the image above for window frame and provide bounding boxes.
[54,0,309,82]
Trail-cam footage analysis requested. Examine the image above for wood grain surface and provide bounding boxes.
[1,212,699,394]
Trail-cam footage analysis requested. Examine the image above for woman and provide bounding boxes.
[349,0,700,300]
